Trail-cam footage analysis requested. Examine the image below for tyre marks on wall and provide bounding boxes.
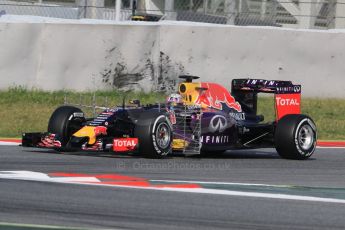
[100,44,186,92]
[100,46,150,91]
[157,52,185,92]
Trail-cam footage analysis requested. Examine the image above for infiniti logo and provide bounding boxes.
[209,115,227,133]
[294,86,301,93]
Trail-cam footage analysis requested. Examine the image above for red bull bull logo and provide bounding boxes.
[195,83,242,112]
[73,126,108,145]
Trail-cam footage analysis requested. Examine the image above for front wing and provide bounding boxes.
[22,133,62,148]
[22,132,138,152]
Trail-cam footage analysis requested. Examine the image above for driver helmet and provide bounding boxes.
[166,93,182,105]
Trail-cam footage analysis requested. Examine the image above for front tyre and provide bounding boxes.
[275,114,317,160]
[135,115,172,158]
[48,106,85,150]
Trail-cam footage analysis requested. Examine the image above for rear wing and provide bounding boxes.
[231,79,301,120]
[231,79,301,94]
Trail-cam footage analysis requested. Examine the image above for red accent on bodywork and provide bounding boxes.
[195,83,242,112]
[38,134,62,148]
[113,138,138,152]
[275,93,301,120]
[94,126,107,136]
[169,112,177,125]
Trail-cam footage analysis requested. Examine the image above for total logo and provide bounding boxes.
[275,97,300,106]
[113,138,138,152]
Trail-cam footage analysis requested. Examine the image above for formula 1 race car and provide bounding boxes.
[22,76,317,160]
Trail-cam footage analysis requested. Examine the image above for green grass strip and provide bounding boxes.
[0,87,344,140]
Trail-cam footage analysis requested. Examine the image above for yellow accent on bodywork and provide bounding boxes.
[172,138,189,150]
[73,126,97,145]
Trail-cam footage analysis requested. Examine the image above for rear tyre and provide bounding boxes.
[135,114,172,158]
[48,106,85,150]
[275,114,317,160]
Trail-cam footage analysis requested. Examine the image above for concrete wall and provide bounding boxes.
[160,25,345,97]
[0,20,345,97]
[0,22,160,91]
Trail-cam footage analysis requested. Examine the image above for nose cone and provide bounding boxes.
[73,126,107,145]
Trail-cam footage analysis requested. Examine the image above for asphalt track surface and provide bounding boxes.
[1,146,345,229]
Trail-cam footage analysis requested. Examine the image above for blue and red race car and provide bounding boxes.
[22,76,317,159]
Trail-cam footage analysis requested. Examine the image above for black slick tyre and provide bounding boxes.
[135,114,172,158]
[48,106,84,150]
[275,114,317,160]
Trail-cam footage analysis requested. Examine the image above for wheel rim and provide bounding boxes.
[155,123,171,149]
[298,124,314,150]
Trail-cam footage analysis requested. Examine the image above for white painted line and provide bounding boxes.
[317,146,345,149]
[45,181,345,205]
[0,171,100,183]
[0,171,345,204]
[0,171,50,179]
[51,177,101,183]
[0,142,20,146]
[150,179,292,187]
[0,221,93,230]
[162,188,345,204]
